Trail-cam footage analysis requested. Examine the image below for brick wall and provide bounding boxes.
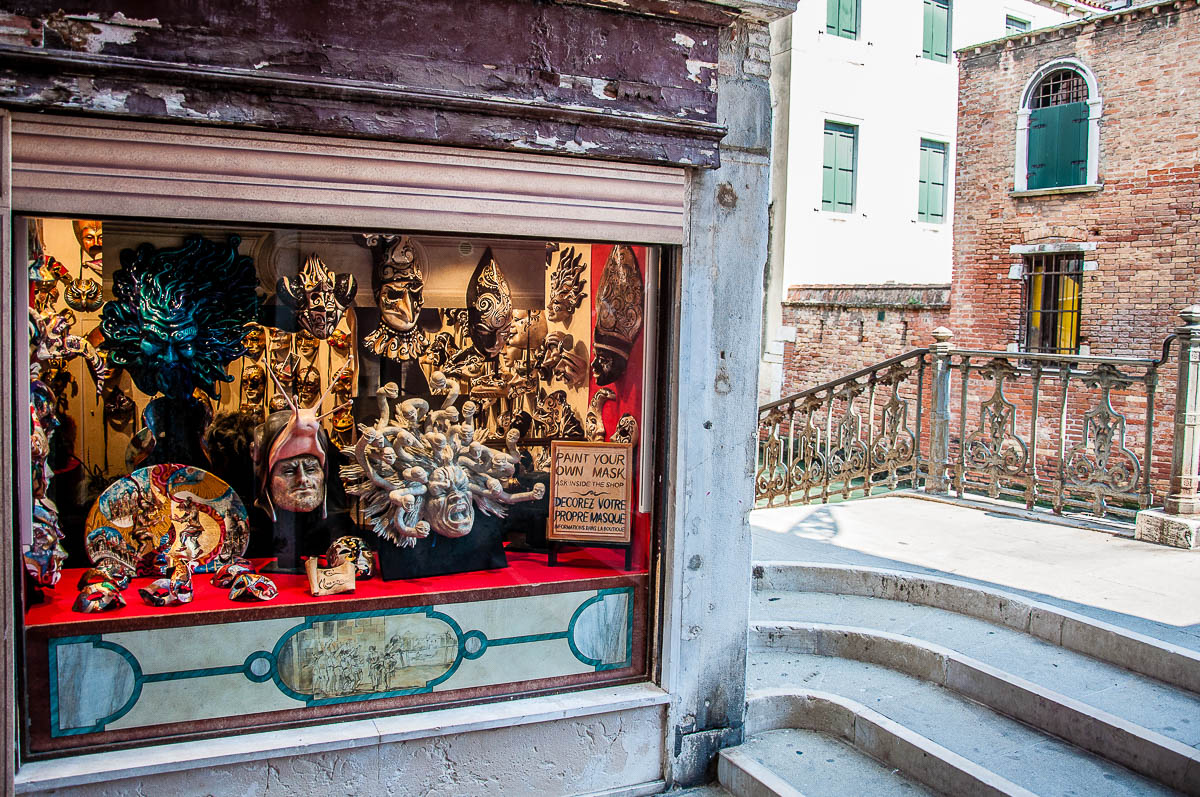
[949,1,1200,500]
[780,284,950,395]
[953,2,1200,357]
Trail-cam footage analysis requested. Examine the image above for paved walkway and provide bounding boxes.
[751,493,1200,651]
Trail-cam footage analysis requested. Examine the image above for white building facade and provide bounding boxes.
[760,0,1099,401]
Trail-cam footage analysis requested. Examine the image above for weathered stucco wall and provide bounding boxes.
[0,0,732,166]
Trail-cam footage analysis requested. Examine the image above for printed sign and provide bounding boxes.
[548,441,634,544]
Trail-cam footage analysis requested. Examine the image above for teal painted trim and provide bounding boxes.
[486,631,569,646]
[49,636,144,738]
[566,587,635,670]
[143,665,245,682]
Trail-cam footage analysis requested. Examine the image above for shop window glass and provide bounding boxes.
[20,217,659,757]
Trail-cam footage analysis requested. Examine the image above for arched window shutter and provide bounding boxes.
[1027,100,1088,190]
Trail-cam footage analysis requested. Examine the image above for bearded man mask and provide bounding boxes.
[277,253,357,340]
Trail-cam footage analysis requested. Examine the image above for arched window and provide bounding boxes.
[1015,59,1102,193]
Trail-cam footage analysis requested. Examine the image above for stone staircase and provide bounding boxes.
[715,562,1200,797]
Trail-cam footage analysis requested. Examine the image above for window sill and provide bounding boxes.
[1011,184,1102,198]
[15,683,671,793]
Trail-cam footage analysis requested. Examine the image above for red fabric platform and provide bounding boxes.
[25,545,644,627]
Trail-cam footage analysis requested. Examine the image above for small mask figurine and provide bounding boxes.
[277,253,357,340]
[65,219,104,312]
[359,234,428,361]
[591,245,644,386]
[327,328,350,355]
[326,536,375,579]
[547,246,587,324]
[103,383,136,430]
[295,329,319,361]
[466,248,514,358]
[554,340,589,388]
[611,413,639,446]
[535,330,572,383]
[228,572,278,601]
[267,327,292,361]
[535,388,585,440]
[585,387,615,441]
[298,364,322,408]
[243,325,265,360]
[242,363,266,405]
[30,253,69,314]
[330,405,355,447]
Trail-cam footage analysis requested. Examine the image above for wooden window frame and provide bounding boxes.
[1020,253,1084,355]
[922,0,952,63]
[1014,58,1102,195]
[826,0,860,40]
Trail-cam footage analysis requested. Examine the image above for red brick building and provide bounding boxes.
[952,0,1200,357]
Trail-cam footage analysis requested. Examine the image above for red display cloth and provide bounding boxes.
[26,546,644,627]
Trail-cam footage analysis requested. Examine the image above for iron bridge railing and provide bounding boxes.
[755,310,1200,523]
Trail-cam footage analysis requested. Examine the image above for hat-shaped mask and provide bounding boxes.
[591,245,644,386]
[466,248,514,358]
[277,253,357,340]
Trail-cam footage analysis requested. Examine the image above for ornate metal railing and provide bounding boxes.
[756,308,1200,523]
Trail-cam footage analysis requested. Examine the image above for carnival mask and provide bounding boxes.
[64,276,102,312]
[326,536,374,579]
[536,330,571,382]
[103,383,136,430]
[554,341,589,388]
[426,464,474,538]
[611,413,639,445]
[267,327,292,359]
[547,246,587,324]
[466,248,514,358]
[327,328,350,355]
[73,219,103,261]
[242,363,266,404]
[277,253,357,340]
[359,234,428,361]
[508,309,546,350]
[295,329,319,361]
[243,326,265,360]
[298,365,322,408]
[591,245,644,386]
[270,454,325,513]
[100,235,259,400]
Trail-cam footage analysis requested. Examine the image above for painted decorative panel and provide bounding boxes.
[35,584,638,753]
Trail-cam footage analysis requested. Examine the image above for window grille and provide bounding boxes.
[1021,253,1083,354]
[1031,69,1088,109]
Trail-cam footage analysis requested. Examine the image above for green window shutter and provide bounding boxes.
[823,122,857,213]
[1027,101,1088,190]
[827,0,858,39]
[922,0,950,62]
[918,140,947,223]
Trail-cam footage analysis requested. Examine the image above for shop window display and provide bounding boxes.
[20,218,657,757]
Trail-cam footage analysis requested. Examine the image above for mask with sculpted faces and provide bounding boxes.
[277,253,357,340]
[295,329,318,361]
[466,248,514,358]
[425,464,474,538]
[298,365,322,408]
[269,454,325,513]
[536,330,571,382]
[243,326,265,360]
[547,246,587,324]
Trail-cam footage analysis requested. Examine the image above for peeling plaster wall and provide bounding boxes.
[28,707,666,797]
[0,0,730,166]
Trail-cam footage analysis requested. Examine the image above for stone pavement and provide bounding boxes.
[750,493,1200,651]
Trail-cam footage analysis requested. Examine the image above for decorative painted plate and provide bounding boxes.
[84,464,250,576]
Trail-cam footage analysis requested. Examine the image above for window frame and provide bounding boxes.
[1005,15,1030,34]
[1014,58,1103,195]
[917,138,948,224]
[1020,252,1084,355]
[822,120,859,214]
[921,0,952,63]
[826,0,860,40]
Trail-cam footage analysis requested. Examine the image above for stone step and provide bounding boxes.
[753,561,1200,694]
[752,591,1200,752]
[746,652,1182,796]
[751,621,1200,794]
[719,727,934,797]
